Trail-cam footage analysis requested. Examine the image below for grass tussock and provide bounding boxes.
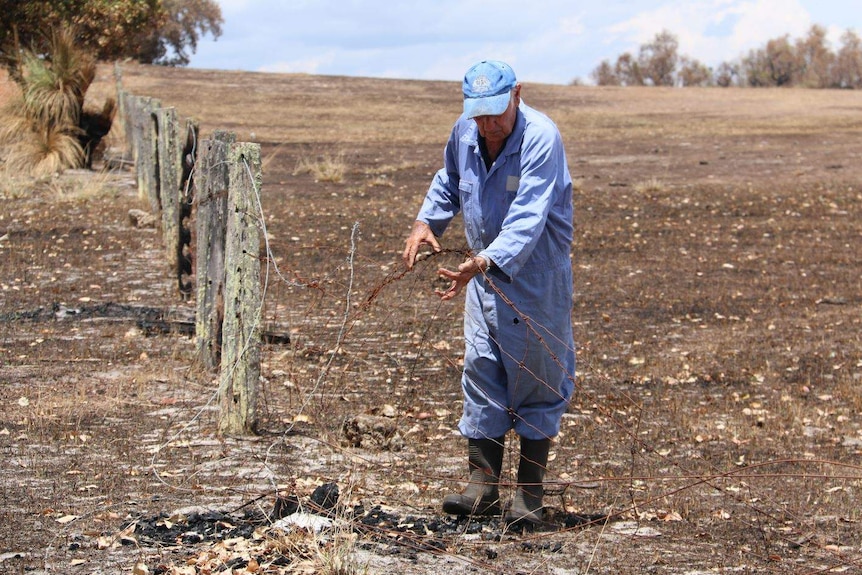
[265,524,366,575]
[21,50,94,129]
[0,163,36,199]
[0,25,98,177]
[634,176,667,194]
[51,169,118,201]
[5,122,84,179]
[294,153,347,183]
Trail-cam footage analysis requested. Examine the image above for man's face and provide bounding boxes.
[473,84,521,148]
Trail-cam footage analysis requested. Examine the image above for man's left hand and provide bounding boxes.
[435,256,489,301]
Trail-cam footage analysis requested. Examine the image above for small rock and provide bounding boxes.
[128,209,157,228]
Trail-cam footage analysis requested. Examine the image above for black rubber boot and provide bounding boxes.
[505,437,550,525]
[442,437,505,516]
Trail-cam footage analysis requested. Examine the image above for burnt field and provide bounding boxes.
[1,63,862,574]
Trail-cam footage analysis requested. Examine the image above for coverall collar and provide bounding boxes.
[465,104,527,172]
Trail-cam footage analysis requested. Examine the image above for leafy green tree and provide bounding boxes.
[0,0,221,73]
[132,0,224,66]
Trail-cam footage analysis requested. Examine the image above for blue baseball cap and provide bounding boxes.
[462,60,517,119]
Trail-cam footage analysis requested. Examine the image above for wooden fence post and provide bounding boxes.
[157,107,182,275]
[125,94,142,177]
[178,119,199,297]
[218,141,262,435]
[134,97,161,214]
[194,130,235,370]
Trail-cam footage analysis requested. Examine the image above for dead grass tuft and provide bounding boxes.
[293,152,347,183]
[19,28,96,129]
[633,177,666,194]
[50,168,118,200]
[5,122,84,178]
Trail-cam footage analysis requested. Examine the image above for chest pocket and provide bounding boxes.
[458,178,474,196]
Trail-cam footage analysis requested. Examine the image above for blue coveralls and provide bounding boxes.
[416,102,576,441]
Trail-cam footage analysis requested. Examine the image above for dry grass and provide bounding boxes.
[0,26,97,177]
[293,152,347,183]
[1,101,85,177]
[48,168,118,200]
[4,122,84,178]
[265,529,366,575]
[19,27,96,128]
[633,177,666,194]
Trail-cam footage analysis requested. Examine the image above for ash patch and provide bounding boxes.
[129,508,261,547]
[0,301,196,339]
[126,482,608,573]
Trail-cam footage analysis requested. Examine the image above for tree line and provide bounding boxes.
[590,25,862,88]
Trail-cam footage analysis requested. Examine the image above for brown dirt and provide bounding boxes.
[1,63,862,574]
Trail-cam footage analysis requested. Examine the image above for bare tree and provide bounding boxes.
[831,29,862,88]
[615,52,644,86]
[713,61,739,87]
[589,24,861,90]
[639,30,679,86]
[677,56,712,87]
[795,25,833,88]
[741,35,796,86]
[591,59,620,86]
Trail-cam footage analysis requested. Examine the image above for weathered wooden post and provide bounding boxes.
[113,64,130,157]
[178,119,200,297]
[134,97,161,214]
[156,107,182,274]
[126,95,143,176]
[217,141,262,435]
[194,130,235,370]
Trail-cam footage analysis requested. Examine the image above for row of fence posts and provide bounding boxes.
[115,66,262,436]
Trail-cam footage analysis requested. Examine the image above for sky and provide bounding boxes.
[188,0,861,85]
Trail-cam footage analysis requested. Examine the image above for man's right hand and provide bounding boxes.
[402,220,441,270]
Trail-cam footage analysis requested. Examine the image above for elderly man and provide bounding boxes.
[402,60,576,524]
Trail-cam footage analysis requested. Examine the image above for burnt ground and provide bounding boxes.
[1,64,862,574]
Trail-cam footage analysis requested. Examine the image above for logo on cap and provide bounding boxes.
[471,75,493,94]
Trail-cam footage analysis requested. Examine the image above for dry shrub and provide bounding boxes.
[264,525,365,575]
[294,153,347,183]
[634,177,666,194]
[366,174,393,188]
[51,169,117,200]
[0,92,29,146]
[0,163,34,199]
[5,122,84,178]
[0,26,95,177]
[20,27,96,129]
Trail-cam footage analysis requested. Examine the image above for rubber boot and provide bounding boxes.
[442,437,505,516]
[505,437,550,525]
